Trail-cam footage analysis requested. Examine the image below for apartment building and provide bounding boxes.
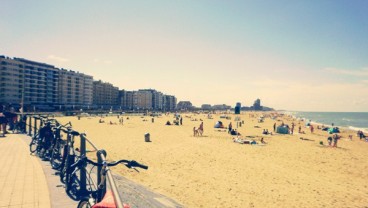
[93,80,119,106]
[1,55,180,111]
[137,90,153,110]
[58,69,93,107]
[0,56,59,109]
[163,95,177,111]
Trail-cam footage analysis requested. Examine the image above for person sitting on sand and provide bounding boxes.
[166,121,171,125]
[261,137,266,144]
[228,122,233,134]
[99,119,105,123]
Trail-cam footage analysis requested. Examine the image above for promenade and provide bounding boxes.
[0,134,50,208]
[0,133,183,208]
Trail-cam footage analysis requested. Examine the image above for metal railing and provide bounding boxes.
[21,114,124,208]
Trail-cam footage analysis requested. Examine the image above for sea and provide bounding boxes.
[288,112,368,133]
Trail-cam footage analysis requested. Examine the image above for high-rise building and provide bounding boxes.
[93,80,119,107]
[137,90,153,110]
[235,102,241,114]
[0,56,59,109]
[58,69,93,107]
[163,95,177,111]
[253,99,262,111]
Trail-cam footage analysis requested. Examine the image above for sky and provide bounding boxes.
[1,0,368,112]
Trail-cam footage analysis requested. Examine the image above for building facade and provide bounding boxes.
[1,56,179,112]
[0,56,59,109]
[93,80,119,107]
[58,69,93,107]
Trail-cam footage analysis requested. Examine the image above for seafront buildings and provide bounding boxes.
[0,55,177,111]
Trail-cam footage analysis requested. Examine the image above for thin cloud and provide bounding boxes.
[47,55,69,62]
[93,59,112,64]
[324,67,368,76]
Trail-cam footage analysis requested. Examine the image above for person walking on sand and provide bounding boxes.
[310,125,314,133]
[327,136,333,146]
[180,117,183,125]
[332,134,339,147]
[198,122,204,136]
[273,123,276,132]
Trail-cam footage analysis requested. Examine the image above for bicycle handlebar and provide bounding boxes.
[86,158,148,170]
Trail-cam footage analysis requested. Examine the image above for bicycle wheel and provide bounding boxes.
[29,134,39,153]
[51,141,65,170]
[77,198,94,208]
[66,169,82,200]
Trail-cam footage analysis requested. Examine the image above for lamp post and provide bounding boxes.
[21,68,25,116]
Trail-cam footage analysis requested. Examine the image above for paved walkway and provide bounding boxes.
[0,133,183,208]
[0,134,50,208]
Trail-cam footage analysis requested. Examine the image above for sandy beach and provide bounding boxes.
[56,112,368,208]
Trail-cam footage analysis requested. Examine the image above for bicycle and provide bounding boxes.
[58,127,80,187]
[72,154,148,208]
[29,116,56,158]
[50,121,72,170]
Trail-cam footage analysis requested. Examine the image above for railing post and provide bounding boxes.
[97,149,107,202]
[28,115,32,136]
[33,117,37,136]
[79,134,87,196]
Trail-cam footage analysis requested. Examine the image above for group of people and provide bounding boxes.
[327,133,340,147]
[0,105,26,136]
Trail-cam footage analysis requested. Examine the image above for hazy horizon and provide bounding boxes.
[1,1,368,112]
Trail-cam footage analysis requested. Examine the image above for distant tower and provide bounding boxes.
[253,99,262,111]
[235,102,241,114]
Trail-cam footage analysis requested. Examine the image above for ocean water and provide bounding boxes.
[290,112,368,133]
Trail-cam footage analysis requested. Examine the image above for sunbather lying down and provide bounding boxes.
[233,137,257,145]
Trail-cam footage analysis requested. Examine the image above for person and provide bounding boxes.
[193,127,199,137]
[180,117,183,125]
[327,136,333,146]
[0,106,7,136]
[298,126,302,133]
[348,135,353,140]
[332,134,339,147]
[166,121,171,125]
[3,108,17,131]
[310,125,314,133]
[273,123,276,132]
[198,122,204,136]
[228,122,233,134]
[260,137,266,144]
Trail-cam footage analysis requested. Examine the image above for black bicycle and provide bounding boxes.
[72,155,148,207]
[58,128,80,186]
[50,122,72,170]
[29,116,56,158]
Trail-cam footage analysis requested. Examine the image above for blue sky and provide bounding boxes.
[1,1,368,111]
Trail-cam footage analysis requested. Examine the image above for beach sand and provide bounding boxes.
[56,112,368,208]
